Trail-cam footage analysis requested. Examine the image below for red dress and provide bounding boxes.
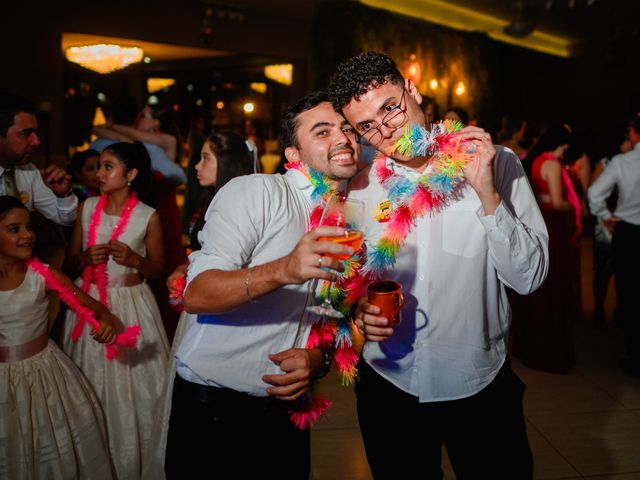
[510,153,580,373]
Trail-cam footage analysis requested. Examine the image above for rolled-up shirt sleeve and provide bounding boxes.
[53,190,78,226]
[187,176,267,286]
[17,166,78,226]
[478,147,549,295]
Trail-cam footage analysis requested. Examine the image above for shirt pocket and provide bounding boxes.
[442,200,488,258]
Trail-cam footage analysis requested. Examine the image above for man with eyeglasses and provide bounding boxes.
[329,51,548,479]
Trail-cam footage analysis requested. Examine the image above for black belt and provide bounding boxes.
[174,374,294,413]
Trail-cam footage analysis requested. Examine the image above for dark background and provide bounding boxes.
[2,0,638,164]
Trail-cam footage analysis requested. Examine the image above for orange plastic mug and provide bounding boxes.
[367,280,405,327]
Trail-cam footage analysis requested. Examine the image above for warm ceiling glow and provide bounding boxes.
[264,64,293,85]
[455,81,465,96]
[250,82,268,94]
[65,44,144,74]
[429,78,439,90]
[147,78,176,93]
[243,102,255,113]
[216,101,225,109]
[358,0,571,57]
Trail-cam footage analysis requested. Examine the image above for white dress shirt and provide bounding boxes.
[349,146,548,402]
[588,142,640,225]
[176,169,317,396]
[0,163,77,226]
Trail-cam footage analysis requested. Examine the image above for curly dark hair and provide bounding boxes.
[328,52,404,111]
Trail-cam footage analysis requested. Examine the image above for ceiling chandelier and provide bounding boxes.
[65,44,144,74]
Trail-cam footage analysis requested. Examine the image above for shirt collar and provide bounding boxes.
[285,167,348,200]
[384,156,423,180]
[286,168,316,199]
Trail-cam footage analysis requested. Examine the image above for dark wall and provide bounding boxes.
[313,1,640,159]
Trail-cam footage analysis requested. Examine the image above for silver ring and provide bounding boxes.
[318,255,323,267]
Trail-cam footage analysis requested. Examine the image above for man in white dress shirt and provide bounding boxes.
[588,114,640,378]
[165,92,360,479]
[329,51,549,479]
[0,93,77,226]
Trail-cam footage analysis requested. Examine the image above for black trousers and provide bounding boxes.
[165,375,310,479]
[355,357,533,480]
[612,221,640,368]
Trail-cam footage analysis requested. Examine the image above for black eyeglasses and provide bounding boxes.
[357,91,408,146]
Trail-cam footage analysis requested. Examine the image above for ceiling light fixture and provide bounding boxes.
[65,44,144,74]
[264,64,293,86]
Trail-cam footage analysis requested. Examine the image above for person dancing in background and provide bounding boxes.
[0,195,116,479]
[588,130,629,331]
[589,115,640,378]
[511,125,581,374]
[62,142,169,479]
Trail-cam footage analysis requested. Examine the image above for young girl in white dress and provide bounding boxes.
[62,142,170,480]
[0,195,117,479]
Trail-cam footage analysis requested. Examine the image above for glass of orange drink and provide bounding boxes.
[307,196,365,318]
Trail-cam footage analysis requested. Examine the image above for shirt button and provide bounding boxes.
[419,275,424,280]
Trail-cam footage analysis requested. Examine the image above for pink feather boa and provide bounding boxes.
[78,193,139,339]
[28,258,141,360]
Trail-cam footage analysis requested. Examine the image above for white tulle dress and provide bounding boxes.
[62,196,170,480]
[0,265,114,479]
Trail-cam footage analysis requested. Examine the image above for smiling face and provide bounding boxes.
[0,112,41,166]
[195,141,218,187]
[341,79,425,167]
[284,102,359,181]
[96,150,137,194]
[0,207,35,261]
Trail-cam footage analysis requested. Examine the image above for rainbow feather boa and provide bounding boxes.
[332,119,473,321]
[285,120,472,428]
[284,160,360,429]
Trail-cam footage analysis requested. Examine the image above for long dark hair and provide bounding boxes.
[102,141,155,206]
[522,125,572,176]
[190,131,255,250]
